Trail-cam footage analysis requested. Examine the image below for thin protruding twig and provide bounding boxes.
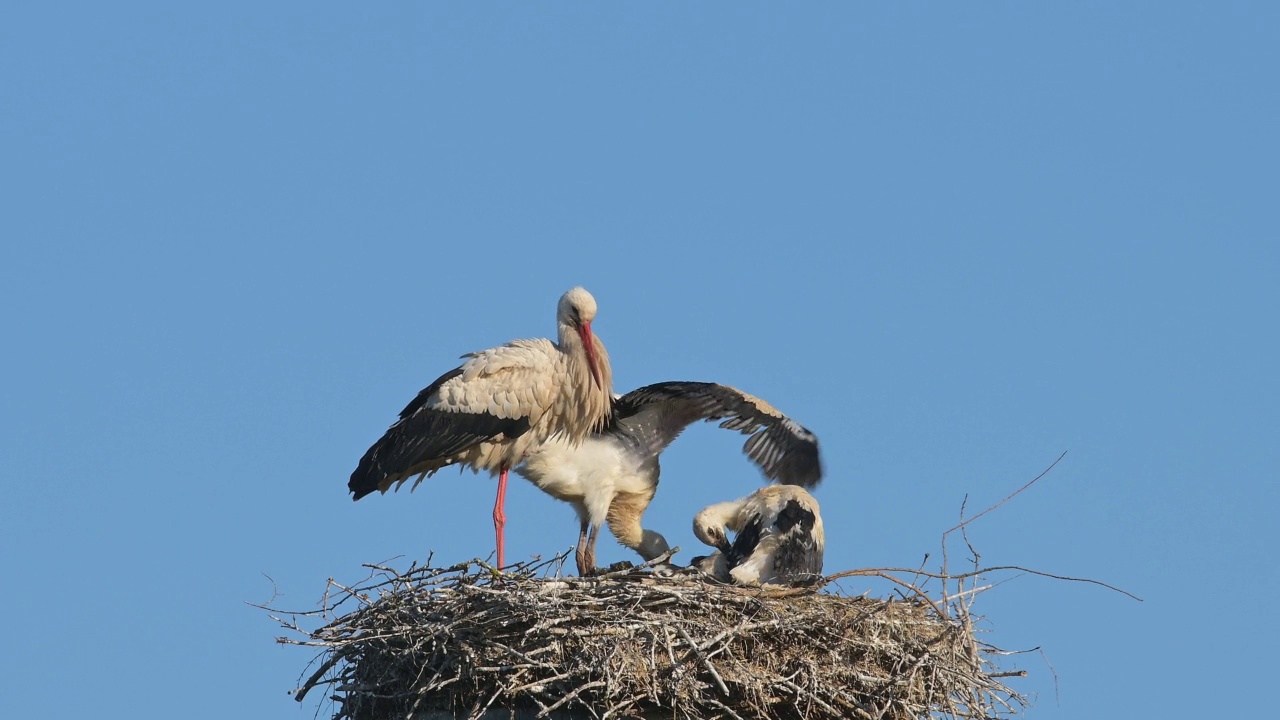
[943,450,1068,539]
[824,564,1142,602]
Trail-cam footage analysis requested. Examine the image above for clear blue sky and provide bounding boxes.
[2,3,1276,718]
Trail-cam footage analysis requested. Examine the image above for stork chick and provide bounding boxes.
[348,286,613,569]
[692,485,825,586]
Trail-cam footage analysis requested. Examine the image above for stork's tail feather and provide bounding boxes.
[348,409,531,501]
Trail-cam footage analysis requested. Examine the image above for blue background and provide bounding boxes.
[3,3,1276,718]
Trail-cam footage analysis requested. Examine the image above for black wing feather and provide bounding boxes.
[348,367,531,500]
[776,499,817,535]
[773,500,823,577]
[726,512,764,569]
[611,381,823,487]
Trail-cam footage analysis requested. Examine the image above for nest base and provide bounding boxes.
[270,555,1023,720]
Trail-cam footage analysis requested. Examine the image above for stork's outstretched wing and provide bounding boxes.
[610,381,822,487]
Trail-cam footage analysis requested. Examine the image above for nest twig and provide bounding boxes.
[264,551,1027,720]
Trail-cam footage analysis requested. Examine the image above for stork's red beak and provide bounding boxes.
[577,322,603,390]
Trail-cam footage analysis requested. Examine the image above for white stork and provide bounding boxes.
[348,286,613,569]
[514,381,822,575]
[691,484,825,586]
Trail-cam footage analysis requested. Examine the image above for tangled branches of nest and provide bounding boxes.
[266,552,1027,720]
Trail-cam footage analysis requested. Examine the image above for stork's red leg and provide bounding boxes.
[493,467,509,569]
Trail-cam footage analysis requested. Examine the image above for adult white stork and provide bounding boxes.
[691,484,825,586]
[514,381,822,575]
[348,286,613,569]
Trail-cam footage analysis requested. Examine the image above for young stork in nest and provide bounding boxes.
[515,381,822,575]
[348,287,613,570]
[691,485,825,586]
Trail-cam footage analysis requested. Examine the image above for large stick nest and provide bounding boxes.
[267,553,1025,720]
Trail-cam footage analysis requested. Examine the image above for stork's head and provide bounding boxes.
[692,501,737,552]
[638,529,672,561]
[558,286,603,389]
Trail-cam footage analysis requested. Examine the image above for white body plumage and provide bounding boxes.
[518,434,672,571]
